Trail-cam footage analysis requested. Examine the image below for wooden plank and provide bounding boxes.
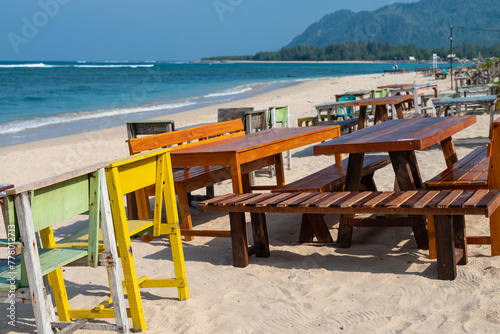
[374,192,404,207]
[386,191,418,208]
[298,193,331,207]
[340,191,372,207]
[400,190,428,207]
[199,193,237,206]
[98,168,129,333]
[361,191,394,208]
[437,190,464,208]
[31,175,90,232]
[315,192,351,207]
[235,193,276,206]
[351,191,383,207]
[424,190,452,208]
[256,193,291,207]
[413,190,440,208]
[449,190,475,208]
[288,192,321,207]
[15,192,55,334]
[128,119,244,154]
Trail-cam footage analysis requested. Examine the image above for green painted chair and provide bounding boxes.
[366,89,389,115]
[0,164,129,333]
[268,105,292,170]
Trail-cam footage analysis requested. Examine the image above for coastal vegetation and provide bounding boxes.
[202,41,500,62]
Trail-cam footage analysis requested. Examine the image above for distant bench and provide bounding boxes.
[200,190,500,280]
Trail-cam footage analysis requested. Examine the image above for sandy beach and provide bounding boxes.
[3,71,500,333]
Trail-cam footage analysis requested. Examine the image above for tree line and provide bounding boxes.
[202,41,500,62]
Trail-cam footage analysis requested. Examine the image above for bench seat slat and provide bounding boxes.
[340,191,373,207]
[362,192,394,208]
[400,190,428,207]
[235,193,275,206]
[425,190,452,208]
[387,191,418,208]
[299,193,331,207]
[450,190,476,208]
[288,192,321,207]
[437,190,464,208]
[351,191,383,207]
[463,190,489,208]
[313,192,348,207]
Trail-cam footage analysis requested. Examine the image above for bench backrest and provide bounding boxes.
[488,118,500,189]
[6,163,108,268]
[128,119,245,154]
[105,147,178,237]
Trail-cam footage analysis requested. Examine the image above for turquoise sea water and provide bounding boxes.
[0,61,448,147]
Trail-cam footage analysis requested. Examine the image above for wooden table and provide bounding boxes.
[433,95,498,123]
[458,84,495,97]
[389,83,438,116]
[314,115,477,248]
[314,101,346,121]
[335,90,372,101]
[171,126,342,193]
[342,94,413,130]
[377,83,413,89]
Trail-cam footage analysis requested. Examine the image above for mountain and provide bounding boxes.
[287,0,500,49]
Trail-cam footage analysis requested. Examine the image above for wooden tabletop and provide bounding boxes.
[314,115,476,155]
[434,95,498,107]
[171,126,340,166]
[342,94,413,107]
[377,83,413,89]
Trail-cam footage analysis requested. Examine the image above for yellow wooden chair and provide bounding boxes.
[105,147,189,332]
[1,165,129,333]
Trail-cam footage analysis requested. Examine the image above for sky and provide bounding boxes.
[0,0,417,61]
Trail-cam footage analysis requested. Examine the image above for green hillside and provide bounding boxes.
[287,0,500,48]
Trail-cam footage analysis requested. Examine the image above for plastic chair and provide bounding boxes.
[335,96,357,120]
[0,165,129,333]
[268,105,291,170]
[105,147,189,332]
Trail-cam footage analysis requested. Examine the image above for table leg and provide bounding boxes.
[440,137,458,169]
[358,106,367,130]
[274,153,285,188]
[434,215,459,280]
[338,153,364,248]
[374,105,389,125]
[394,102,405,119]
[389,151,428,249]
[230,212,249,267]
[230,155,244,193]
[413,89,419,115]
[300,214,333,243]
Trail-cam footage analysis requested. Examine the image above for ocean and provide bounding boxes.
[0,61,447,147]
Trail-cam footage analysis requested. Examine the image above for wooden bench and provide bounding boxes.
[128,119,247,240]
[200,190,500,280]
[425,119,499,258]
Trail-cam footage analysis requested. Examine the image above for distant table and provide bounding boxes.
[433,95,498,123]
[314,101,346,121]
[314,115,477,248]
[335,90,372,101]
[389,83,438,115]
[342,94,413,130]
[377,83,413,89]
[458,84,494,97]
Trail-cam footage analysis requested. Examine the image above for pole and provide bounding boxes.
[450,25,453,90]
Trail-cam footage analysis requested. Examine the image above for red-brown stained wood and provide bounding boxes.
[351,191,383,207]
[298,193,331,207]
[256,193,290,207]
[315,192,351,207]
[449,190,475,208]
[276,193,306,207]
[361,192,394,208]
[476,190,500,208]
[288,192,321,207]
[424,190,452,208]
[340,191,373,207]
[374,192,404,207]
[437,190,464,208]
[400,190,428,207]
[413,190,440,208]
[267,193,301,206]
[330,192,362,207]
[234,193,271,206]
[463,189,489,208]
[386,191,418,208]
